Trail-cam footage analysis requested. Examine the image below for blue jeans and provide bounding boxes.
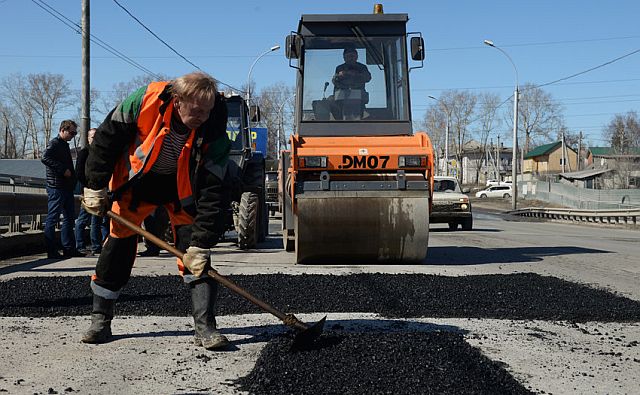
[44,187,76,254]
[75,206,106,252]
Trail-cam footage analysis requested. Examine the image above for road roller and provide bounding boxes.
[280,5,434,264]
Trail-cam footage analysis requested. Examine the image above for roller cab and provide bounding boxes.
[281,6,434,264]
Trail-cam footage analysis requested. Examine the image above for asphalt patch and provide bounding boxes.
[1,273,640,322]
[237,331,534,395]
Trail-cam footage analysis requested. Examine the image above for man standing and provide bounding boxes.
[74,128,107,255]
[41,120,84,259]
[81,72,232,350]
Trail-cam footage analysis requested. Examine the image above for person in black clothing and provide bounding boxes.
[332,46,371,120]
[41,119,84,259]
[74,128,108,254]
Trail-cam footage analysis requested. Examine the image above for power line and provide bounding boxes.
[111,0,200,70]
[31,0,160,78]
[414,78,640,92]
[428,34,640,52]
[111,0,243,93]
[537,47,640,88]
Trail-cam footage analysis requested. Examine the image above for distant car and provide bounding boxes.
[486,179,512,186]
[265,171,279,216]
[475,185,512,199]
[430,176,473,231]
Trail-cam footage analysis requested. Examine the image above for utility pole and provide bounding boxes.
[578,131,583,171]
[487,139,491,181]
[496,135,500,180]
[80,0,90,148]
[561,130,566,173]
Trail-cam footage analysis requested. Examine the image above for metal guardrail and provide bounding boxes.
[0,192,80,233]
[509,207,639,228]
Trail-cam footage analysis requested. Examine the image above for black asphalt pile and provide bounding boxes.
[1,273,640,322]
[237,331,534,395]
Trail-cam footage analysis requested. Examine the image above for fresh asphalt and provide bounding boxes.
[0,212,639,394]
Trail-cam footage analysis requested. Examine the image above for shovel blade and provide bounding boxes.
[291,316,327,350]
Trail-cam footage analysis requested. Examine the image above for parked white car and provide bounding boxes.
[486,179,512,187]
[475,185,512,199]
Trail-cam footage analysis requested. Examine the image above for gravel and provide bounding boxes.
[1,273,639,322]
[237,331,534,395]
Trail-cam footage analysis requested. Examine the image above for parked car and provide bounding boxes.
[475,185,512,199]
[265,171,279,216]
[430,176,473,231]
[486,179,512,187]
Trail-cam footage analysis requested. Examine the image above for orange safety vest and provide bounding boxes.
[109,81,196,209]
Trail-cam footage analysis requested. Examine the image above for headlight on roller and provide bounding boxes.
[299,156,327,168]
[398,156,426,167]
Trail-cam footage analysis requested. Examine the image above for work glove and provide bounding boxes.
[183,246,210,277]
[81,187,109,217]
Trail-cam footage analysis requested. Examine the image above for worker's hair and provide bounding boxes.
[59,119,77,132]
[171,71,218,102]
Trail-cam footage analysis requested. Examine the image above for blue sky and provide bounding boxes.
[1,0,639,148]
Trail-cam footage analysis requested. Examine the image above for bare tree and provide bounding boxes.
[74,87,101,126]
[422,105,447,172]
[605,111,640,153]
[513,83,565,153]
[557,125,580,147]
[26,73,75,154]
[1,73,37,158]
[0,102,17,158]
[100,74,173,116]
[603,111,640,188]
[473,92,501,184]
[255,82,295,159]
[446,90,477,183]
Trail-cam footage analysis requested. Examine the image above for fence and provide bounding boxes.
[0,192,80,233]
[520,180,640,210]
[0,175,47,194]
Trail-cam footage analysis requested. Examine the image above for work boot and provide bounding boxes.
[81,294,115,344]
[190,278,229,350]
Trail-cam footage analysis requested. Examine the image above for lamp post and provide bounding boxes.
[246,45,280,106]
[484,39,519,210]
[428,95,450,176]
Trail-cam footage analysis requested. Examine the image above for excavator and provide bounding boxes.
[280,4,434,264]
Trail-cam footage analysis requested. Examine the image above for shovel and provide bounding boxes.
[106,210,326,349]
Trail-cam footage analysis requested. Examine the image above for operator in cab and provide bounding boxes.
[332,46,371,120]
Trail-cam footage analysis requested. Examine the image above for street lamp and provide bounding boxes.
[246,45,280,106]
[428,95,450,176]
[484,39,519,210]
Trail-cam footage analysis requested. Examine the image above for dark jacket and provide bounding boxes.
[86,83,230,248]
[75,146,89,187]
[41,135,76,190]
[332,62,371,91]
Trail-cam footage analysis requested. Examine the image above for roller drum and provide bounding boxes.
[294,190,429,264]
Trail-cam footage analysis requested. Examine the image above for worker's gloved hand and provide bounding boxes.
[183,246,210,277]
[82,187,109,216]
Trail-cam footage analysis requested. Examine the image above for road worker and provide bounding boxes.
[81,71,231,350]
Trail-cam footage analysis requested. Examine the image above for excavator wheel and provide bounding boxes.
[237,191,259,249]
